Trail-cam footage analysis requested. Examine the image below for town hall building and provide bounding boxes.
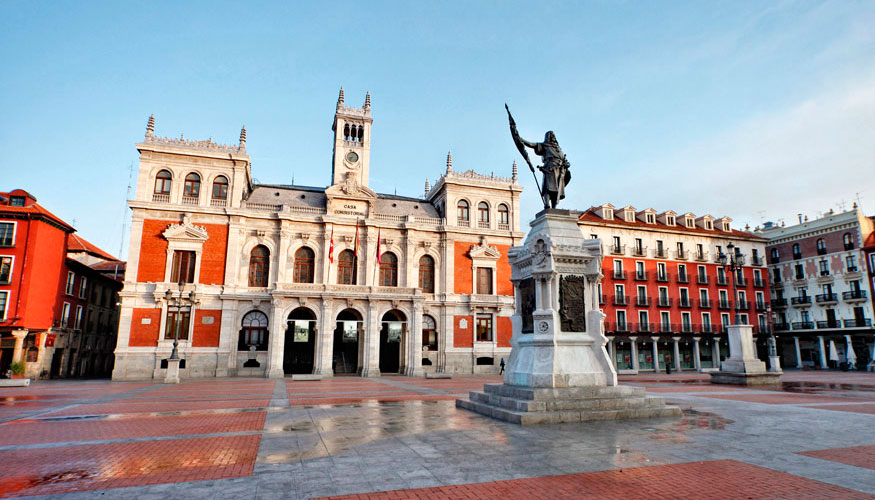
[111,90,523,380]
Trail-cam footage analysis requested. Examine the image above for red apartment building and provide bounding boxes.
[0,189,123,378]
[578,204,771,373]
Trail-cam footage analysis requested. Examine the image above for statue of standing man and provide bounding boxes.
[506,104,571,209]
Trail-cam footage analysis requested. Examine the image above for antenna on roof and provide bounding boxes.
[291,172,295,185]
[119,162,133,259]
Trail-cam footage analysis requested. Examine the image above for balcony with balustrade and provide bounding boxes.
[678,297,692,308]
[632,246,647,257]
[791,296,812,306]
[613,295,629,306]
[843,290,868,302]
[792,321,815,330]
[657,297,673,308]
[635,296,650,307]
[815,293,838,305]
[634,271,649,281]
[844,318,872,328]
[718,300,732,310]
[697,299,712,309]
[676,272,689,284]
[610,244,626,256]
[613,270,627,280]
[771,298,787,308]
[656,272,670,283]
[697,274,709,285]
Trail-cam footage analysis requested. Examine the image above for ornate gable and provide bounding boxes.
[469,237,501,260]
[163,214,209,242]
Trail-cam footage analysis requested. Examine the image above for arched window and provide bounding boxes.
[154,170,172,195]
[843,233,854,250]
[422,314,437,351]
[457,200,469,222]
[337,249,356,285]
[498,204,509,226]
[249,245,269,287]
[379,252,398,287]
[478,202,490,223]
[183,173,201,198]
[816,238,826,255]
[212,175,228,200]
[293,247,315,283]
[419,255,435,293]
[792,243,801,259]
[238,310,269,351]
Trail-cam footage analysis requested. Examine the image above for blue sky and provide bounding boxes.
[2,1,874,259]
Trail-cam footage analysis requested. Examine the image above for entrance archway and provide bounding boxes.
[284,307,316,375]
[380,310,407,374]
[333,308,362,374]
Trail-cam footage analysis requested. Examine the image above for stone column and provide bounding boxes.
[793,336,802,368]
[11,329,28,364]
[314,299,335,376]
[817,336,828,369]
[712,341,720,367]
[672,337,681,371]
[651,336,660,372]
[629,336,639,371]
[360,302,380,377]
[406,302,424,377]
[693,337,701,371]
[266,303,286,378]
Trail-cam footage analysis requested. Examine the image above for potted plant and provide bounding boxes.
[8,361,26,379]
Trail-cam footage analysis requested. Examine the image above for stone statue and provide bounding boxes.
[506,104,572,209]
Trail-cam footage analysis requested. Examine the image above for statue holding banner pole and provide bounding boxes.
[505,104,571,210]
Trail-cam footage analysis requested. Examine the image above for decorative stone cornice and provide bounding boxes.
[163,215,209,242]
[143,133,244,154]
[469,238,501,260]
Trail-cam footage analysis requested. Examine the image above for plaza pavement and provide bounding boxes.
[0,371,874,499]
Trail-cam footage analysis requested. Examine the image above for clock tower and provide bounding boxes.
[331,88,373,189]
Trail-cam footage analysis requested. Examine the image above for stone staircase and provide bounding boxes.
[456,384,682,425]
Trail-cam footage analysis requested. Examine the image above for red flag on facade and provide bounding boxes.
[354,219,359,257]
[328,226,334,264]
[376,228,382,265]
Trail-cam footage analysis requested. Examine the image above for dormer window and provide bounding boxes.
[646,214,655,224]
[705,220,713,230]
[685,217,694,228]
[667,216,675,226]
[604,209,613,220]
[721,222,730,231]
[625,211,635,222]
[9,196,25,207]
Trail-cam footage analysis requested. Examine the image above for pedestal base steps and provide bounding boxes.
[456,384,681,425]
[709,372,783,386]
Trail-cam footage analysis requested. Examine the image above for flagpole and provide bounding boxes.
[372,227,381,287]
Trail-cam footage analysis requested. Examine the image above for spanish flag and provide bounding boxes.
[328,226,334,264]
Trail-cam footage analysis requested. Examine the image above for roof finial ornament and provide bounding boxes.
[337,87,344,109]
[146,114,155,138]
[364,91,371,111]
[446,151,453,173]
[239,125,247,150]
[512,160,518,181]
[424,179,431,197]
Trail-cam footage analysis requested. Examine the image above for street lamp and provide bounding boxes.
[718,242,744,325]
[164,280,195,361]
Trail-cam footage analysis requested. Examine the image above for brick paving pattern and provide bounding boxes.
[803,403,875,415]
[698,393,874,405]
[315,460,875,500]
[0,434,260,498]
[798,445,875,471]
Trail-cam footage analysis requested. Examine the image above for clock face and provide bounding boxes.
[345,151,359,163]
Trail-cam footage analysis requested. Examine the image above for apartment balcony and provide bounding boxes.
[816,320,841,329]
[210,198,227,208]
[678,298,692,308]
[632,246,647,257]
[791,296,812,306]
[610,244,626,256]
[716,277,728,286]
[792,321,815,330]
[735,277,748,287]
[844,318,872,328]
[843,290,868,302]
[676,273,689,284]
[613,270,627,280]
[817,271,834,284]
[815,293,838,304]
[613,295,629,306]
[843,267,863,280]
[755,302,767,312]
[478,221,490,229]
[635,296,650,307]
[679,323,695,334]
[634,271,649,281]
[675,250,689,260]
[770,255,781,264]
[771,298,787,308]
[657,297,673,307]
[635,322,653,333]
[718,300,732,310]
[497,223,510,231]
[697,275,709,285]
[607,322,630,333]
[774,322,791,331]
[152,193,170,203]
[700,324,716,334]
[753,278,765,288]
[817,247,828,256]
[694,251,709,262]
[656,272,670,283]
[844,242,855,250]
[181,195,199,206]
[793,252,802,260]
[793,274,807,285]
[735,300,749,310]
[457,220,470,228]
[659,323,673,333]
[697,299,712,309]
[751,255,765,266]
[653,248,668,259]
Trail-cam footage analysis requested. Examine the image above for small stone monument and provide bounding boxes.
[456,209,681,424]
[710,324,781,385]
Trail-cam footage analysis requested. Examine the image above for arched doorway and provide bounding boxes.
[333,308,362,374]
[380,310,407,374]
[284,307,316,375]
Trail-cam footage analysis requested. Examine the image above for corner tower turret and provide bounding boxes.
[331,88,373,189]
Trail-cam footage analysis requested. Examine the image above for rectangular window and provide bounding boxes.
[74,305,84,330]
[612,236,621,249]
[721,313,730,327]
[0,290,8,320]
[679,288,689,305]
[681,312,691,329]
[846,255,856,270]
[656,240,664,257]
[0,256,12,283]
[658,286,669,301]
[79,276,87,299]
[165,307,191,340]
[60,302,71,327]
[476,315,493,342]
[818,260,829,276]
[171,250,196,283]
[660,311,670,330]
[717,267,726,283]
[638,310,648,329]
[657,262,667,280]
[699,289,709,301]
[677,264,687,281]
[476,267,493,295]
[635,261,645,279]
[739,313,749,325]
[702,312,712,329]
[616,310,627,330]
[634,238,643,254]
[794,264,804,279]
[0,222,14,246]
[677,242,684,255]
[637,285,647,299]
[65,271,75,295]
[696,243,704,259]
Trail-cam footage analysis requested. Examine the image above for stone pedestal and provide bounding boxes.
[164,358,181,384]
[710,324,781,385]
[457,210,680,424]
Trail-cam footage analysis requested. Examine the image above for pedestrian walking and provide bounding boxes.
[499,358,505,374]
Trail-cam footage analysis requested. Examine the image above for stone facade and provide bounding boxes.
[112,92,524,380]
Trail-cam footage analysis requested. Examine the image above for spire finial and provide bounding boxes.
[337,87,345,108]
[512,160,518,181]
[146,114,155,138]
[446,151,453,173]
[239,125,247,149]
[424,179,431,197]
[364,91,371,110]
